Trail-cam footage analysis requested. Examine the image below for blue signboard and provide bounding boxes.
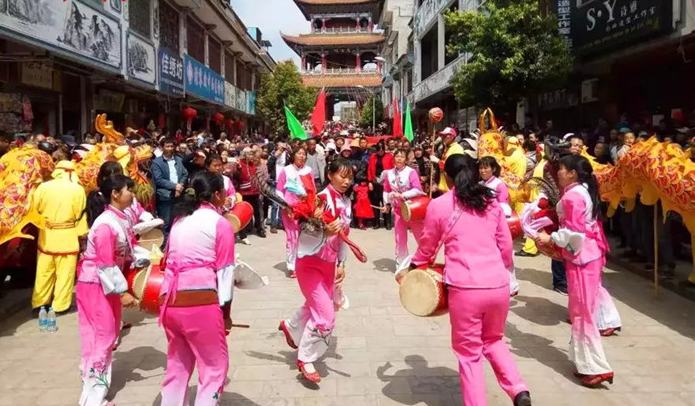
[248,91,256,115]
[184,55,224,104]
[158,48,184,96]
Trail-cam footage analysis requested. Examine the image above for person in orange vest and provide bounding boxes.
[430,127,464,193]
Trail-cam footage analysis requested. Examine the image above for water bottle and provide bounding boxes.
[38,306,48,332]
[47,306,58,333]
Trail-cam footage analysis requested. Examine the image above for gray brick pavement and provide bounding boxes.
[0,229,693,406]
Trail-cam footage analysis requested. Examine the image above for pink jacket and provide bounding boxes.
[484,176,512,217]
[297,185,351,264]
[160,203,235,297]
[277,164,315,207]
[411,191,513,289]
[551,182,608,266]
[383,166,424,212]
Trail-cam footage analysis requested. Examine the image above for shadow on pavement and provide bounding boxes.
[377,354,459,405]
[510,295,567,326]
[151,390,261,406]
[373,257,396,273]
[111,346,167,397]
[504,324,577,384]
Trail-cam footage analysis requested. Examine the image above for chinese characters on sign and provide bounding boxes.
[556,0,572,49]
[158,48,184,96]
[184,55,225,105]
[571,0,672,57]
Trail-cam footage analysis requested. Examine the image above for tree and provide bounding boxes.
[358,95,384,128]
[257,60,317,137]
[445,0,573,114]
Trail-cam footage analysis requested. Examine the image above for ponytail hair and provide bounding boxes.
[444,154,494,212]
[170,171,224,220]
[559,154,601,220]
[97,161,124,188]
[87,173,134,226]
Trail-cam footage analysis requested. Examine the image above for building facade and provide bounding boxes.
[282,0,386,119]
[379,0,415,123]
[0,0,275,138]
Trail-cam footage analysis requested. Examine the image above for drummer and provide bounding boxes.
[78,174,139,406]
[159,171,236,405]
[382,148,426,269]
[479,156,519,297]
[410,154,532,406]
[205,154,237,213]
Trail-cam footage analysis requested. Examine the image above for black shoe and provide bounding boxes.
[515,250,537,257]
[270,227,278,234]
[257,230,267,238]
[514,391,532,406]
[553,286,568,295]
[385,224,392,231]
[373,224,380,230]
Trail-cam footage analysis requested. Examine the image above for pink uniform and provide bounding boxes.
[277,164,315,272]
[411,191,528,406]
[222,175,237,212]
[77,206,133,406]
[284,185,350,362]
[159,203,235,406]
[551,183,614,375]
[483,176,518,295]
[383,166,425,266]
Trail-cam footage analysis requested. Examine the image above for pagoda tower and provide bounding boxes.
[282,0,386,118]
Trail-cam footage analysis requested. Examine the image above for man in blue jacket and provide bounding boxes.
[152,137,188,239]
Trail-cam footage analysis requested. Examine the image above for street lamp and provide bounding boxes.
[356,85,376,129]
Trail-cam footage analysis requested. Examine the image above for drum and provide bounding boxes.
[138,228,164,251]
[226,201,254,233]
[127,263,165,315]
[401,196,431,222]
[507,212,523,241]
[398,264,447,317]
[537,241,563,260]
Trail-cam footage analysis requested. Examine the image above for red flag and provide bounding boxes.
[392,98,403,137]
[311,89,326,136]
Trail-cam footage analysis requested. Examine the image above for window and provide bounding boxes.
[208,38,221,74]
[129,0,151,39]
[225,53,235,82]
[187,17,205,63]
[159,1,179,52]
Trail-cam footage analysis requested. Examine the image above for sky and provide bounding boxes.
[230,0,307,66]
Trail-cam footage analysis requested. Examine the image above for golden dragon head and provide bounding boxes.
[94,113,125,144]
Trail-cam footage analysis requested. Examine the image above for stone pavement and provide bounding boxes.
[0,229,694,406]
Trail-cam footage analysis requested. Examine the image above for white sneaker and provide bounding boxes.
[241,238,251,245]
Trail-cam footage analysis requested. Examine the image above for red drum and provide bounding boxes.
[537,241,563,261]
[400,196,431,222]
[128,263,165,315]
[398,264,447,317]
[507,212,523,241]
[226,201,254,233]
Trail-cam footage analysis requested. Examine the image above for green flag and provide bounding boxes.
[284,105,307,140]
[404,102,414,142]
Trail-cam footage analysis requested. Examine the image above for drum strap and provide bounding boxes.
[430,202,464,263]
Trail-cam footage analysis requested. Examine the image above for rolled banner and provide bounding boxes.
[234,257,269,290]
[520,195,553,238]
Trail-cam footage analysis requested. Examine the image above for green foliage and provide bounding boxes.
[445,0,573,108]
[256,60,317,136]
[358,95,384,128]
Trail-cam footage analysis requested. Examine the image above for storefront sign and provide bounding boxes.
[538,88,579,111]
[21,62,53,89]
[235,89,247,113]
[224,81,236,108]
[555,0,573,49]
[93,89,125,112]
[0,1,122,69]
[247,91,256,115]
[184,55,224,104]
[127,34,155,84]
[158,47,184,96]
[571,0,673,57]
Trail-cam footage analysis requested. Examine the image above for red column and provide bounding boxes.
[301,55,306,72]
[356,53,361,73]
[355,19,360,31]
[321,54,326,72]
[377,60,382,74]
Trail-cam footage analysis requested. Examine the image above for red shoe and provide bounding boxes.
[278,320,298,349]
[297,360,321,383]
[600,327,621,337]
[510,290,519,297]
[580,372,614,387]
[289,271,297,279]
[121,322,132,330]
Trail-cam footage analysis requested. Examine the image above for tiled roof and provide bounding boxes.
[281,33,385,47]
[302,73,382,88]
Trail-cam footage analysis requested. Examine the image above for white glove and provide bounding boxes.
[429,155,440,163]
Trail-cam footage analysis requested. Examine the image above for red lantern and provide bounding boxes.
[213,112,224,125]
[236,120,245,130]
[225,118,235,132]
[182,107,197,131]
[428,107,443,123]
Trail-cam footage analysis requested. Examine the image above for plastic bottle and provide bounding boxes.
[47,306,58,332]
[38,306,48,332]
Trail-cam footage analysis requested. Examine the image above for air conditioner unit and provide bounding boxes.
[581,78,599,103]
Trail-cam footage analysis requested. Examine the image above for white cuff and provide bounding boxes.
[97,266,128,295]
[216,263,236,305]
[500,203,513,217]
[551,229,585,255]
[139,211,155,222]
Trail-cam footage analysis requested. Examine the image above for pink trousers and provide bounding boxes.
[285,256,335,363]
[161,304,228,406]
[394,209,424,265]
[566,260,612,375]
[77,282,121,406]
[449,286,528,406]
[282,212,300,272]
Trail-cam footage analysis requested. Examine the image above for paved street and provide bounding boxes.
[0,229,694,406]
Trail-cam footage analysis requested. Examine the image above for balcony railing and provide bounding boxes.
[303,67,380,75]
[311,27,370,34]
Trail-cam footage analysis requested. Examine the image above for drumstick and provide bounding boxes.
[370,205,387,210]
[231,323,250,328]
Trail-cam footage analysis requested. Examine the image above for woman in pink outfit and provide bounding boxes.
[159,171,236,406]
[206,154,237,213]
[97,162,156,235]
[536,155,615,387]
[383,149,426,268]
[277,146,315,277]
[411,154,531,406]
[479,156,519,297]
[278,158,353,384]
[78,174,139,406]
